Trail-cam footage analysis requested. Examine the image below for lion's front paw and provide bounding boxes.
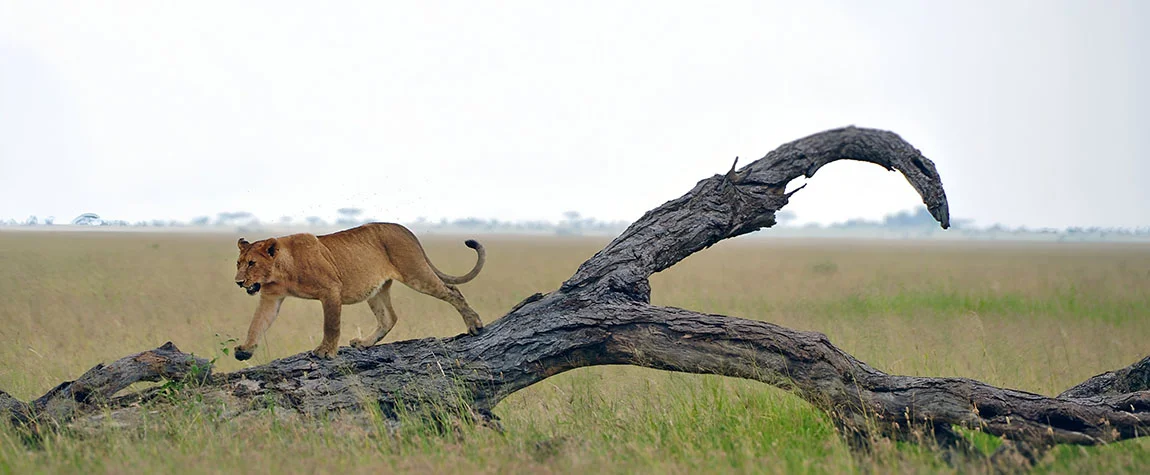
[312,345,338,359]
[349,338,373,350]
[234,346,254,361]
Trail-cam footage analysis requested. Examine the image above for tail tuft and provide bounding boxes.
[465,239,480,249]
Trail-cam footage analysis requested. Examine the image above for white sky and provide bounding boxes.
[1,0,1146,228]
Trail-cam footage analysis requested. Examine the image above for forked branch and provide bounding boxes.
[562,126,950,300]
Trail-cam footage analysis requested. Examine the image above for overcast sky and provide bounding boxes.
[1,1,1146,228]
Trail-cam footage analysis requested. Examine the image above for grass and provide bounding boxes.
[0,231,1147,473]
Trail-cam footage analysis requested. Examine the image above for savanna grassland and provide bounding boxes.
[0,230,1147,474]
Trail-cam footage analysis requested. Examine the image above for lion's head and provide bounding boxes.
[235,237,277,295]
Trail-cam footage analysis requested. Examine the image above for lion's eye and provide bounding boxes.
[248,261,255,267]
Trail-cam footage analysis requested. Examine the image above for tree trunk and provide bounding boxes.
[4,127,1145,466]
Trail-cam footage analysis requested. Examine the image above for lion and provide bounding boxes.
[231,222,485,360]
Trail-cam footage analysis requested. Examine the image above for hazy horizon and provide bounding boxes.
[2,1,1147,229]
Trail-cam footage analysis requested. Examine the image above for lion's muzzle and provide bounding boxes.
[245,282,261,295]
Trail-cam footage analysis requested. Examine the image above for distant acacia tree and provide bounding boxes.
[306,216,326,227]
[882,206,938,227]
[190,216,210,227]
[775,210,797,226]
[72,213,102,226]
[336,208,363,226]
[216,212,256,227]
[558,211,586,235]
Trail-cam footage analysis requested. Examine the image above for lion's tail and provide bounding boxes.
[432,239,485,284]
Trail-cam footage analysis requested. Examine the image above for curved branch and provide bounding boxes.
[562,126,950,300]
[574,305,1147,447]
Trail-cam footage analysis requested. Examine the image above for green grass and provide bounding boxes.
[0,231,1147,473]
[822,290,1149,324]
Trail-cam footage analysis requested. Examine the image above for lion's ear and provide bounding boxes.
[266,240,277,257]
[238,238,251,250]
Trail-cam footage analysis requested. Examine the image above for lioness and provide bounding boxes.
[232,222,485,360]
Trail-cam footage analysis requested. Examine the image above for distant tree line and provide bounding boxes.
[0,208,630,237]
[3,206,1150,240]
[783,206,1150,241]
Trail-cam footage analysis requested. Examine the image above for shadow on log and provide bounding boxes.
[3,127,1146,468]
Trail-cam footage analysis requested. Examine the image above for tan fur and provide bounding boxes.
[232,222,485,360]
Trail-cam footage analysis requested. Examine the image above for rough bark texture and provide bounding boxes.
[8,342,211,428]
[3,127,1145,465]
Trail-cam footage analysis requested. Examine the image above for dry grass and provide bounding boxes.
[0,230,1147,473]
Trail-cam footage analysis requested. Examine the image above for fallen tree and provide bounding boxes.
[3,127,1146,467]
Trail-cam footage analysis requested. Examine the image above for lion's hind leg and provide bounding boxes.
[350,280,397,349]
[402,277,483,336]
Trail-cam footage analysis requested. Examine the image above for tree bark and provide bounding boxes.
[4,127,1145,465]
